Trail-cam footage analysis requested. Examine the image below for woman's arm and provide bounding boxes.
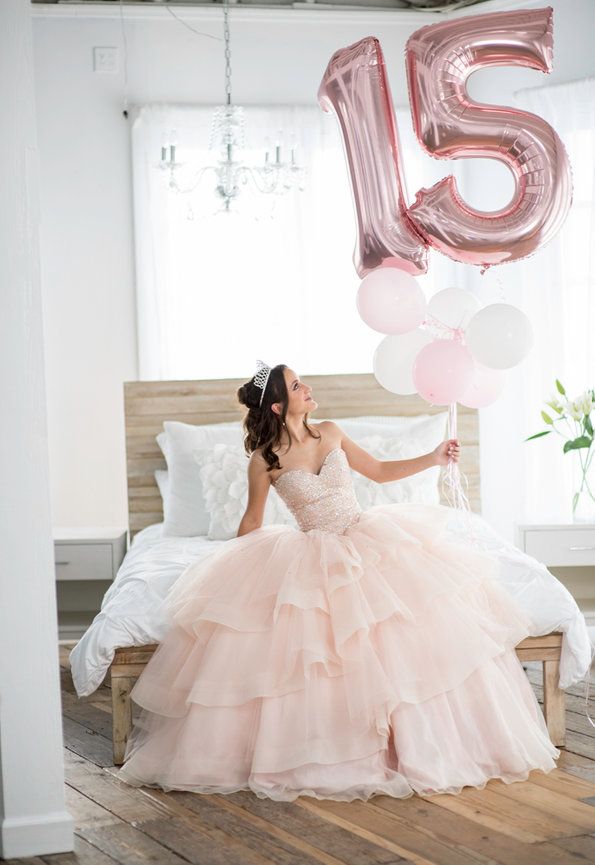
[327,421,460,484]
[376,450,438,483]
[376,439,460,482]
[237,451,271,537]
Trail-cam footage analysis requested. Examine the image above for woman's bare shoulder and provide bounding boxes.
[247,449,274,487]
[249,447,268,468]
[314,419,343,440]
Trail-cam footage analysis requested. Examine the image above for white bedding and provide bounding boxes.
[69,516,594,698]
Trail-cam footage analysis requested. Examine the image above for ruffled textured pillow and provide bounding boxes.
[193,444,297,541]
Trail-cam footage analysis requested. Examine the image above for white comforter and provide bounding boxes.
[69,516,594,698]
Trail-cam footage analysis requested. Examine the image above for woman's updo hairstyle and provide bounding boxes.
[237,363,320,473]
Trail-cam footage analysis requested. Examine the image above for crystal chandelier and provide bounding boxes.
[158,0,306,213]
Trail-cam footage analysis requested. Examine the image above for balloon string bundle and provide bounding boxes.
[425,318,481,544]
[441,403,469,510]
[440,403,486,550]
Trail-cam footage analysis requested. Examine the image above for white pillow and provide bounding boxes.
[193,443,297,540]
[349,432,444,509]
[320,413,448,440]
[154,469,170,506]
[344,413,448,455]
[158,420,243,536]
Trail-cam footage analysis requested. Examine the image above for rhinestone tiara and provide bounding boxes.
[253,359,272,407]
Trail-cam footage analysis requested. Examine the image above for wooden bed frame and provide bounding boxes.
[108,374,565,764]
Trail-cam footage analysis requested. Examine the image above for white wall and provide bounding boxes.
[0,1,73,857]
[31,0,595,537]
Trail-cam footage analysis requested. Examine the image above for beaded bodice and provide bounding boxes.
[272,447,362,535]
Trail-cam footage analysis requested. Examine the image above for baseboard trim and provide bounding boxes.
[0,810,74,859]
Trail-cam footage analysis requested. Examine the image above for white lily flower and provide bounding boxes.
[579,390,594,416]
[568,398,583,421]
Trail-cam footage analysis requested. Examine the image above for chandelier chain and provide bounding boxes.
[159,0,306,211]
[223,0,232,107]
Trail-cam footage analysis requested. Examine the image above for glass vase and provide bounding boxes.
[571,447,595,524]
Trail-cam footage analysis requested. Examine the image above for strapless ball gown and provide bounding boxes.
[116,446,560,802]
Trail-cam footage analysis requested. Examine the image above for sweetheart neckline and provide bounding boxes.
[272,446,343,487]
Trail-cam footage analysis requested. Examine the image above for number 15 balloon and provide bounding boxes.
[318,6,572,274]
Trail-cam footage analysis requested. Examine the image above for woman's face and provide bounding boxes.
[282,368,318,416]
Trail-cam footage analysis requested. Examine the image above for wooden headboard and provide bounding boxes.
[124,374,480,538]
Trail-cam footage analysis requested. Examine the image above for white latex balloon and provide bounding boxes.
[373,329,433,395]
[427,287,481,330]
[465,303,533,369]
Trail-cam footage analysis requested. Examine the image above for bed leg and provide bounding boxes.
[111,674,134,765]
[543,658,566,747]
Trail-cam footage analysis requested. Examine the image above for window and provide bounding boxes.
[130,103,463,380]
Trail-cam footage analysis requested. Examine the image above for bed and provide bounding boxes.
[69,373,594,764]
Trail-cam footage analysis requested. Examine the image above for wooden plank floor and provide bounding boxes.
[6,644,595,865]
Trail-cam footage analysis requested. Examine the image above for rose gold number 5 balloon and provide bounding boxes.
[319,6,572,273]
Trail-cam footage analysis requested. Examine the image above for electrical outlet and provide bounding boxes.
[93,47,119,73]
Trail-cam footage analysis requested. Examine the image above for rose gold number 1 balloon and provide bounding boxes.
[318,37,428,278]
[405,5,572,268]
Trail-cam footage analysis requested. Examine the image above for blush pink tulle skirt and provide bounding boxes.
[115,502,560,802]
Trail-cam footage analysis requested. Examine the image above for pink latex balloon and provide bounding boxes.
[405,6,572,268]
[458,362,506,409]
[412,340,475,405]
[356,268,426,335]
[318,37,427,277]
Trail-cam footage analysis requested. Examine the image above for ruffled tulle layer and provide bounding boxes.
[115,503,560,802]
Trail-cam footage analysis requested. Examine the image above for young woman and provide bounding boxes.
[116,362,560,802]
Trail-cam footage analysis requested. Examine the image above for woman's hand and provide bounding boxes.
[432,438,460,467]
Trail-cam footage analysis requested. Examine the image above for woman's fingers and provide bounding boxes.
[447,439,460,460]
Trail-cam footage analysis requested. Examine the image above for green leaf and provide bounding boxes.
[585,415,593,436]
[563,435,592,453]
[541,410,553,425]
[555,379,566,396]
[524,430,552,442]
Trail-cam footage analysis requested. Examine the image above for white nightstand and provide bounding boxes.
[516,523,595,637]
[53,527,128,640]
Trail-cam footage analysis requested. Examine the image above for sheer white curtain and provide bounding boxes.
[479,78,595,535]
[130,102,462,381]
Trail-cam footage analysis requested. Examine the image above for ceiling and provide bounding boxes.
[31,0,494,12]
